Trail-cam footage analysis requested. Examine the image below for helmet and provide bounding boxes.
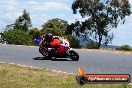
[45,33,53,42]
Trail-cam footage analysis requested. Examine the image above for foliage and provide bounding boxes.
[6,9,32,32]
[29,28,41,40]
[65,21,81,36]
[65,24,74,35]
[41,18,68,36]
[63,35,80,48]
[41,28,63,36]
[116,44,132,51]
[6,24,14,30]
[2,29,34,45]
[72,0,131,48]
[86,41,98,49]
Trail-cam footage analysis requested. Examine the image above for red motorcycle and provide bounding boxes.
[37,36,79,61]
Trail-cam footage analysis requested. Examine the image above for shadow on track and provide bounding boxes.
[32,57,72,61]
[33,57,50,60]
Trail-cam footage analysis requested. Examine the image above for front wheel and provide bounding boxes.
[69,50,79,61]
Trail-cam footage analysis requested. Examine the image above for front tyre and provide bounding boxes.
[69,50,79,61]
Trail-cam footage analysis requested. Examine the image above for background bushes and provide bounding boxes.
[86,41,98,49]
[41,28,63,36]
[2,29,81,48]
[29,28,41,39]
[3,29,34,45]
[116,45,132,51]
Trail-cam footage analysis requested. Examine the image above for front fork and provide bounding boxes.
[65,48,72,57]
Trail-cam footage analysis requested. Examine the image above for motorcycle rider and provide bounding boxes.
[42,33,60,48]
[39,33,53,56]
[44,33,54,47]
[39,33,60,56]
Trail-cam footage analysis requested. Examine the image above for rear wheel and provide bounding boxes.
[69,50,79,61]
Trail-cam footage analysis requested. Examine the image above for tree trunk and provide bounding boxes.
[98,34,102,49]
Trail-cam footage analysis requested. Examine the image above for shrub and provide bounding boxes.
[41,28,63,36]
[63,35,80,48]
[86,41,98,49]
[116,45,132,51]
[29,28,41,39]
[3,29,34,45]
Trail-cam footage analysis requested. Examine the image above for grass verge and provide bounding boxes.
[0,63,131,88]
[80,49,132,54]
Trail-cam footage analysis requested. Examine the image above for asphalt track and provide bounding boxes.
[0,44,132,76]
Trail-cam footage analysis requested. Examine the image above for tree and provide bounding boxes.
[72,0,131,48]
[65,20,81,36]
[6,24,14,30]
[29,28,41,40]
[65,23,74,35]
[6,9,32,31]
[41,18,68,36]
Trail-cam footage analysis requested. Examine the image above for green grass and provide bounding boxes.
[0,63,131,88]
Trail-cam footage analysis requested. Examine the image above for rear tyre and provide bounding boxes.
[69,50,79,61]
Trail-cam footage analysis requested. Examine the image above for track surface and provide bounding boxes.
[0,44,132,76]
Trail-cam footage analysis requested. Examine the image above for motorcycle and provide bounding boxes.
[34,36,79,61]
